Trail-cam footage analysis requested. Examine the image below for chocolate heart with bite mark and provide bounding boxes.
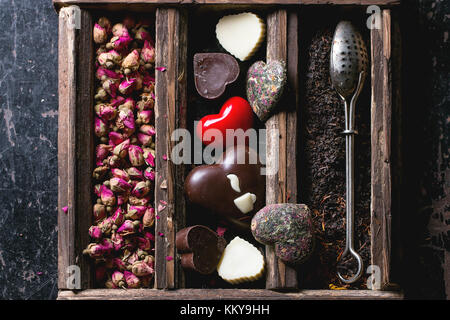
[194,53,240,100]
[184,145,265,230]
[176,225,227,275]
[246,60,287,122]
[251,204,315,265]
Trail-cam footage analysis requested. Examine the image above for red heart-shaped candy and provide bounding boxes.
[196,96,254,147]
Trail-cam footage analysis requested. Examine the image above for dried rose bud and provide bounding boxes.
[128,145,145,167]
[105,279,117,289]
[112,138,130,158]
[108,34,132,51]
[117,220,141,237]
[94,117,108,137]
[111,96,126,108]
[126,250,140,266]
[143,207,155,228]
[98,17,112,33]
[111,233,125,251]
[134,26,152,42]
[93,203,106,223]
[140,124,156,136]
[145,255,155,268]
[143,148,155,167]
[107,155,123,168]
[118,78,136,95]
[110,177,132,193]
[140,40,155,64]
[126,167,144,180]
[112,258,127,271]
[108,131,125,146]
[89,225,103,240]
[98,216,115,235]
[128,195,151,206]
[136,236,151,251]
[83,238,113,258]
[124,271,141,289]
[137,133,152,147]
[95,103,117,121]
[100,185,116,206]
[96,67,121,81]
[122,50,140,74]
[144,166,155,181]
[116,106,135,132]
[136,93,154,111]
[102,79,118,98]
[132,181,151,198]
[137,110,153,125]
[111,207,125,226]
[111,168,130,181]
[112,23,129,38]
[125,205,147,220]
[93,23,108,44]
[95,87,108,101]
[111,271,126,288]
[95,144,112,166]
[117,193,129,206]
[131,261,154,277]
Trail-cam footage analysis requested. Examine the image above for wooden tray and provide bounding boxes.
[56,0,403,300]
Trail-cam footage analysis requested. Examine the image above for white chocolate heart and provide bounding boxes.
[233,192,256,214]
[226,174,241,193]
[217,236,265,284]
[215,12,266,61]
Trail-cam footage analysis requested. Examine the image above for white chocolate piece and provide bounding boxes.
[217,237,265,284]
[216,12,266,61]
[233,192,257,214]
[226,174,241,193]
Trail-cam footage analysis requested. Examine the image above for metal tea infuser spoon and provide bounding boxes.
[330,21,368,284]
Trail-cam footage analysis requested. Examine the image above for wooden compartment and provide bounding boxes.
[55,0,403,300]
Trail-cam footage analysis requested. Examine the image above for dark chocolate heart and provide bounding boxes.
[246,60,287,122]
[194,53,240,99]
[176,225,227,275]
[184,145,265,230]
[251,204,315,265]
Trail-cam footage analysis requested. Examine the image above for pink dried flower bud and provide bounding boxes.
[134,26,152,42]
[137,110,153,125]
[89,226,103,240]
[112,23,129,38]
[95,87,108,101]
[98,216,115,235]
[144,232,155,243]
[128,145,145,166]
[130,71,143,91]
[125,205,147,220]
[108,131,125,146]
[100,185,116,206]
[117,193,129,206]
[144,166,155,181]
[137,237,151,251]
[126,167,143,180]
[95,144,112,166]
[102,79,118,98]
[108,50,122,63]
[111,207,125,226]
[96,67,121,82]
[111,271,126,288]
[128,195,151,207]
[141,40,155,64]
[110,177,132,193]
[143,148,155,167]
[143,207,155,228]
[122,50,140,74]
[117,220,141,237]
[116,107,135,131]
[118,78,136,95]
[112,257,127,270]
[139,124,156,136]
[105,279,117,289]
[131,261,154,277]
[111,233,125,251]
[83,238,113,258]
[93,23,108,44]
[108,34,132,51]
[93,203,106,223]
[137,133,152,147]
[107,155,123,168]
[124,271,141,288]
[110,96,126,107]
[94,117,108,137]
[111,168,130,181]
[98,17,112,33]
[96,103,117,122]
[136,92,154,111]
[112,139,130,158]
[121,98,136,110]
[132,181,151,198]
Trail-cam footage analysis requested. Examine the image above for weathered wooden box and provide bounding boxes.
[55,0,403,300]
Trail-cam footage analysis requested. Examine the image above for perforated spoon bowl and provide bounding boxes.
[330,21,368,284]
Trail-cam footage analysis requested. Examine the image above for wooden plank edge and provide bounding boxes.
[370,9,392,290]
[57,288,404,300]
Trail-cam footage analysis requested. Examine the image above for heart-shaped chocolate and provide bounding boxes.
[246,60,287,122]
[176,225,227,275]
[251,204,315,265]
[194,53,239,100]
[184,145,265,230]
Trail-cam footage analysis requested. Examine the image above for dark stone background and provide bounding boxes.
[0,0,447,299]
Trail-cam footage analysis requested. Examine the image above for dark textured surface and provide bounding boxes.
[0,0,447,299]
[0,0,59,299]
